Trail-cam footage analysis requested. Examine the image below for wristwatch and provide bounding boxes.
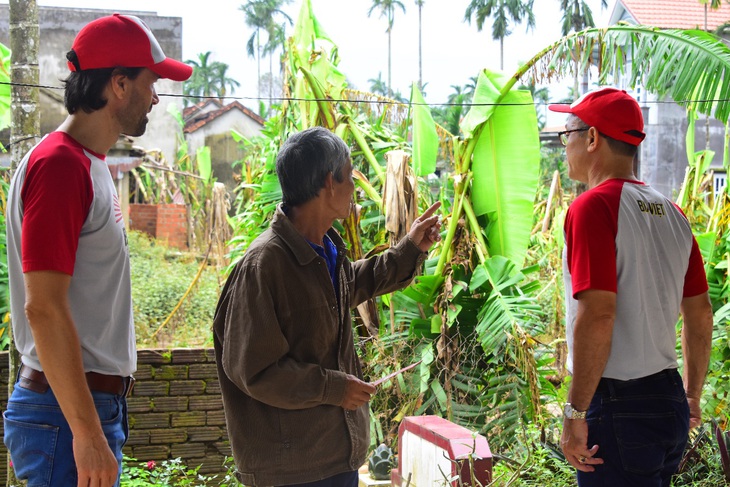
[563,402,587,420]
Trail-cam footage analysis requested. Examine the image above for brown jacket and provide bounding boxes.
[213,205,424,486]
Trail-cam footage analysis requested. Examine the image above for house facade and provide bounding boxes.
[0,5,187,166]
[609,0,730,198]
[183,99,264,191]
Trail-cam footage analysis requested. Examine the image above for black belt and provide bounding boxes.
[19,365,135,397]
[597,368,679,392]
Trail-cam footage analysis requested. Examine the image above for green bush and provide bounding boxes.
[129,230,221,348]
[121,456,239,486]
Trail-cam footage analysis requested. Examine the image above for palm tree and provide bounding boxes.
[368,0,406,97]
[241,0,271,101]
[464,0,535,71]
[559,0,607,97]
[700,0,724,32]
[183,52,240,106]
[262,8,293,107]
[242,0,292,110]
[214,63,241,98]
[368,72,388,96]
[415,0,425,90]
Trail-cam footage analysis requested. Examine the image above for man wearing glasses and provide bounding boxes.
[549,87,713,486]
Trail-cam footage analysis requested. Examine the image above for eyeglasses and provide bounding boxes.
[558,128,589,146]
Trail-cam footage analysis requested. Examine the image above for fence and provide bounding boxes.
[0,348,231,483]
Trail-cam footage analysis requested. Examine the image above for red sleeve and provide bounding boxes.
[683,237,709,297]
[565,184,621,297]
[21,142,93,275]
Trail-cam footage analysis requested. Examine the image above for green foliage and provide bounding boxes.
[129,231,220,348]
[490,421,576,486]
[183,51,241,106]
[121,456,239,486]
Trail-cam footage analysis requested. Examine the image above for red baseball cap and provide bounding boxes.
[68,13,193,82]
[548,87,646,146]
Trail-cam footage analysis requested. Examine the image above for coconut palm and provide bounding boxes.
[699,0,724,32]
[183,52,240,106]
[464,0,535,71]
[242,0,292,109]
[368,72,388,96]
[415,0,425,89]
[559,0,607,97]
[241,0,272,101]
[368,0,406,97]
[262,13,293,107]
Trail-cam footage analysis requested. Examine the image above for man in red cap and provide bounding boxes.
[550,87,713,486]
[4,14,191,487]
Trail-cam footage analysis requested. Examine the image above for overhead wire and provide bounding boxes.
[0,80,727,108]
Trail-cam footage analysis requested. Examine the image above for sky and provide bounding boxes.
[29,0,610,113]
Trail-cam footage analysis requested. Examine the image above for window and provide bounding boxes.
[714,170,727,198]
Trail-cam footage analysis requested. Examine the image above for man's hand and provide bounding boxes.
[73,433,119,487]
[687,395,702,429]
[341,375,376,410]
[561,418,603,472]
[408,202,442,252]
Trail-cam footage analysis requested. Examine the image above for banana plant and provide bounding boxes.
[227,4,730,453]
[518,25,730,123]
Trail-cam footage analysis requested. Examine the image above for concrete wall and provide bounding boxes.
[0,348,232,482]
[0,5,187,164]
[640,98,727,199]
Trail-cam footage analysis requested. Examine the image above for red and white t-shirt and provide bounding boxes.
[6,132,136,376]
[563,178,707,380]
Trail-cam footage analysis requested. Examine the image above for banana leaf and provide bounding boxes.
[0,42,10,131]
[289,0,346,129]
[410,83,437,176]
[518,25,730,123]
[462,70,540,267]
[196,146,212,182]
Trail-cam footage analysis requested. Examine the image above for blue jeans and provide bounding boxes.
[277,471,359,487]
[3,381,128,487]
[577,369,689,487]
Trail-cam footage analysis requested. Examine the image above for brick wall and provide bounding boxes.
[0,348,231,482]
[130,203,189,250]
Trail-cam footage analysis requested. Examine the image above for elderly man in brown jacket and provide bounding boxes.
[213,126,441,487]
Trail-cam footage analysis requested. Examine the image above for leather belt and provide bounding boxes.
[19,365,135,397]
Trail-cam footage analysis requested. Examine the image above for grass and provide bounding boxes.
[129,230,222,349]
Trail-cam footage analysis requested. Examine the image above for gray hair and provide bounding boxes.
[276,127,351,207]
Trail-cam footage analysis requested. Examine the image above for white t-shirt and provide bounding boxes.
[563,178,707,380]
[6,132,136,376]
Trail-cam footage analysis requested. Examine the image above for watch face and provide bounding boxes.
[564,403,585,419]
[563,403,573,418]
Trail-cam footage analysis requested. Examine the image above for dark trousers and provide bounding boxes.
[277,470,358,487]
[577,368,689,487]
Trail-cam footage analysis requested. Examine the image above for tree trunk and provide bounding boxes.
[269,49,273,116]
[418,3,422,90]
[387,27,392,97]
[500,37,504,71]
[8,0,39,485]
[256,31,261,102]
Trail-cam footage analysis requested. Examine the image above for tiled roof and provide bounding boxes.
[619,0,730,30]
[182,99,222,120]
[183,101,265,134]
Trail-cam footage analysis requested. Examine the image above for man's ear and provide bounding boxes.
[587,127,599,152]
[109,73,128,100]
[323,171,335,193]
